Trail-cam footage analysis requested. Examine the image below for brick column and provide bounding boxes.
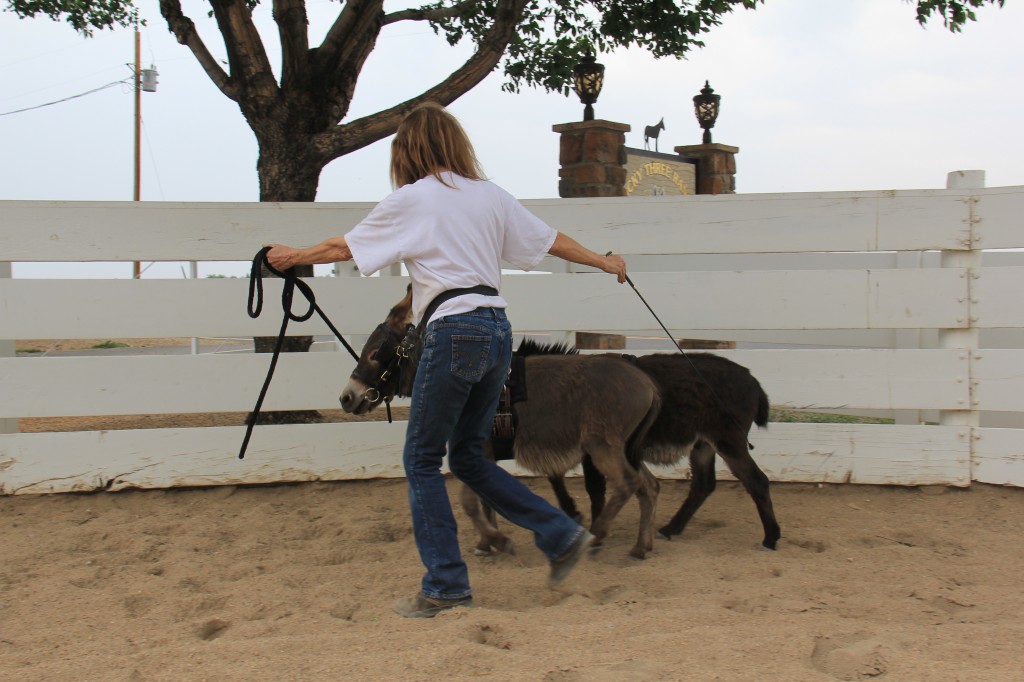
[673,143,738,195]
[552,120,630,198]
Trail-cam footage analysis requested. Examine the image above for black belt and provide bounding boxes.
[417,285,499,335]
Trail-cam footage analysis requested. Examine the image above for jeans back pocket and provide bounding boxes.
[451,335,491,381]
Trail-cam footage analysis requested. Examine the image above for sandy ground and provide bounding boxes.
[2,474,1022,681]
[6,340,1023,680]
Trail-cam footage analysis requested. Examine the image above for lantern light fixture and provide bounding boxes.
[572,55,605,121]
[693,80,721,144]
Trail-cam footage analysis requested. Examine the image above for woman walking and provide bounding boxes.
[266,103,627,618]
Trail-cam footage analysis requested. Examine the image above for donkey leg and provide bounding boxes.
[629,462,660,560]
[716,435,781,550]
[581,455,606,524]
[548,475,583,523]
[583,440,642,550]
[459,483,515,555]
[548,457,604,526]
[658,441,717,540]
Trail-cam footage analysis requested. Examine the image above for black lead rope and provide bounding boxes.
[238,247,362,460]
[610,253,756,450]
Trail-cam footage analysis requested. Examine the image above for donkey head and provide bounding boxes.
[339,285,421,414]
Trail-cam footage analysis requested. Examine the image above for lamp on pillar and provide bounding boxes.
[572,55,605,121]
[693,80,720,144]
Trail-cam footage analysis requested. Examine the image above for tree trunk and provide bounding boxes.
[252,134,329,425]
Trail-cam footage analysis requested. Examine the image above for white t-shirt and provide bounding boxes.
[344,173,557,327]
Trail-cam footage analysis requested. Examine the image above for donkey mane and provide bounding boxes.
[515,338,579,357]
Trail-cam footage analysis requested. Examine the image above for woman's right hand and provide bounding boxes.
[264,243,300,271]
[602,253,627,284]
[549,233,627,283]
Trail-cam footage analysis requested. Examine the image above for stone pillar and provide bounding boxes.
[553,120,630,198]
[673,143,739,195]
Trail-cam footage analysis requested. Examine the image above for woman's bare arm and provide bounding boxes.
[265,235,352,270]
[548,231,626,283]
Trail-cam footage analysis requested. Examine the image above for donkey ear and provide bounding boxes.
[401,282,414,312]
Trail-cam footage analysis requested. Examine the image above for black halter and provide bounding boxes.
[352,322,420,420]
[352,284,500,418]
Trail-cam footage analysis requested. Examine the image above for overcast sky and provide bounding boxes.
[2,0,1022,277]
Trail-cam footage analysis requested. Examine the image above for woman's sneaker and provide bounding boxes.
[548,530,595,587]
[393,593,474,618]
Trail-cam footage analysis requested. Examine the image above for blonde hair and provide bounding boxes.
[390,102,485,188]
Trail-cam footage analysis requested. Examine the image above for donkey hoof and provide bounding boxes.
[656,526,678,539]
[628,548,647,560]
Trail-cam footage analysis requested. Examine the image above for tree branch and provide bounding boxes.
[382,0,479,26]
[318,0,384,66]
[159,0,237,100]
[315,0,528,160]
[310,0,385,127]
[208,0,277,104]
[273,0,311,89]
[324,0,385,81]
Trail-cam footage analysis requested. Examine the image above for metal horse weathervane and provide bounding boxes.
[644,117,665,152]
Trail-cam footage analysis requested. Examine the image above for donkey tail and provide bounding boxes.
[627,390,662,470]
[756,386,770,429]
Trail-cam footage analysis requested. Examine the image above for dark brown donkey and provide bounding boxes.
[338,287,663,559]
[551,353,781,551]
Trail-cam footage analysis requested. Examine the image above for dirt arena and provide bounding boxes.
[6,340,1022,680]
[1,474,1021,681]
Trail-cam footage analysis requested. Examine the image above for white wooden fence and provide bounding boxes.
[2,180,1023,494]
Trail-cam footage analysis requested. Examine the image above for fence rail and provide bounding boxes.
[3,183,1023,494]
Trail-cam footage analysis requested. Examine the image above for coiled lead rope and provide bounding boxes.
[238,247,360,459]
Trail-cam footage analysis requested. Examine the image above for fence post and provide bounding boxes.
[190,261,200,355]
[0,261,17,434]
[939,170,984,484]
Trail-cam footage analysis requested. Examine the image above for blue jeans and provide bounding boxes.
[403,307,584,600]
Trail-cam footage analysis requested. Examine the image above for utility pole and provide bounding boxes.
[133,29,142,279]
[132,29,158,279]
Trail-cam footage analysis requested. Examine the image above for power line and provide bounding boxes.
[142,116,166,200]
[0,78,131,117]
